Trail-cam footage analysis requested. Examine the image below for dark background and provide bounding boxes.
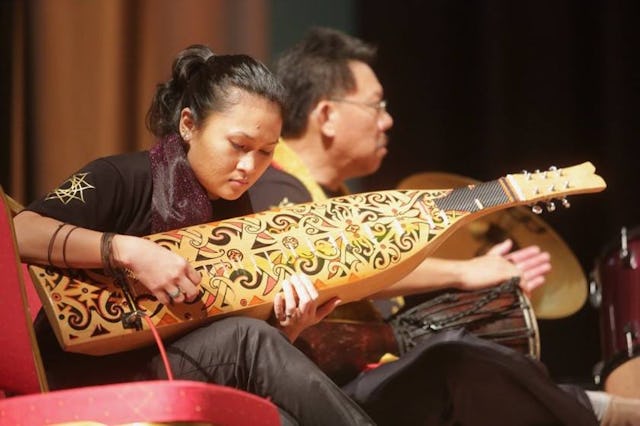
[356,0,640,385]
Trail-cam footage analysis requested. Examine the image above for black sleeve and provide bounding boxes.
[248,166,314,212]
[25,152,153,235]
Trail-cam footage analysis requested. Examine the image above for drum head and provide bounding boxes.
[605,356,640,398]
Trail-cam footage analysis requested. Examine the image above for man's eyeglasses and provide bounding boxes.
[330,98,387,114]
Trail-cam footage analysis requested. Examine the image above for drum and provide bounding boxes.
[295,279,539,386]
[591,226,640,397]
[391,278,540,359]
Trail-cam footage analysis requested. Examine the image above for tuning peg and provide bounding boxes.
[522,170,532,180]
[531,204,543,214]
[547,165,561,176]
[549,166,563,179]
[546,201,556,212]
[561,197,570,208]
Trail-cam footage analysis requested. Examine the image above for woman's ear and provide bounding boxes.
[179,108,195,141]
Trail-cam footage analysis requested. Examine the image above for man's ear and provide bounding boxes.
[312,101,337,138]
[179,108,196,141]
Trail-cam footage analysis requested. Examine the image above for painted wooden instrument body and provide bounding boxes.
[28,162,605,355]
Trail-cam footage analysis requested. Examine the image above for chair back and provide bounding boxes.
[0,186,48,395]
[0,187,283,425]
[3,192,42,321]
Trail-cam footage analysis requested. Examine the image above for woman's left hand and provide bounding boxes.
[272,272,341,342]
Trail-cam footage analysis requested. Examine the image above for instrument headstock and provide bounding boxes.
[397,163,606,319]
[504,162,606,213]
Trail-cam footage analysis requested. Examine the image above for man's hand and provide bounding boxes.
[459,239,551,294]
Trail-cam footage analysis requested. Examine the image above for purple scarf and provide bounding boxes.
[149,134,212,233]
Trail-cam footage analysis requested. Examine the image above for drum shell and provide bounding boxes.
[391,280,540,360]
[593,227,640,397]
[294,282,540,386]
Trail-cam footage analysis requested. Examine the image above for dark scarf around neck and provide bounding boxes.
[149,133,212,233]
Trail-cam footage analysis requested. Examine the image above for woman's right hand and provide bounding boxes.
[111,235,202,305]
[272,272,341,342]
[14,211,201,306]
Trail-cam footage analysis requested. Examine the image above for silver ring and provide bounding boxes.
[285,313,292,319]
[168,288,181,299]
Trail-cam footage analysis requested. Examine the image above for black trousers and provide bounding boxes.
[147,317,375,426]
[39,314,375,426]
[343,329,598,426]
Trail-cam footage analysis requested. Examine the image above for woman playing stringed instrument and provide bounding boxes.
[13,45,373,426]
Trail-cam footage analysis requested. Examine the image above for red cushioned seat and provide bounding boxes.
[0,186,281,425]
[0,380,278,426]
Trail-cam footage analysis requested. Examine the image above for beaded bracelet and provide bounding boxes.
[100,232,137,284]
[100,232,117,276]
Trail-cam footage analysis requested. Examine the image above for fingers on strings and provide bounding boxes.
[276,273,318,324]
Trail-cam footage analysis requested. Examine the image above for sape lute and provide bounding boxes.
[28,162,606,355]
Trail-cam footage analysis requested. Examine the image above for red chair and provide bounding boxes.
[0,186,281,425]
[2,194,41,322]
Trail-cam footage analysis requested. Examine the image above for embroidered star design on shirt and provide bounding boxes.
[45,172,95,204]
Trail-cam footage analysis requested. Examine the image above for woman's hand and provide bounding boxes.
[272,272,341,342]
[13,210,201,306]
[111,235,202,305]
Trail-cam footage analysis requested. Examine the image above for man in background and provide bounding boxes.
[249,27,638,425]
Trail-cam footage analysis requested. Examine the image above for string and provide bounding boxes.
[143,314,174,381]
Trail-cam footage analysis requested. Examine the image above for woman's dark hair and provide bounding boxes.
[147,44,285,138]
[275,27,377,138]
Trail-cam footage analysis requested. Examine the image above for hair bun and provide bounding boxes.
[171,44,215,90]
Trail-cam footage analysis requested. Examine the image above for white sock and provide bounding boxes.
[585,390,612,421]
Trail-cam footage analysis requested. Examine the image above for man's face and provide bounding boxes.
[330,61,394,179]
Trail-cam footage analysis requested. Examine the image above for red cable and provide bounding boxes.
[143,314,174,380]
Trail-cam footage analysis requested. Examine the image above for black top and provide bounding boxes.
[27,151,253,236]
[27,150,254,390]
[248,165,314,211]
